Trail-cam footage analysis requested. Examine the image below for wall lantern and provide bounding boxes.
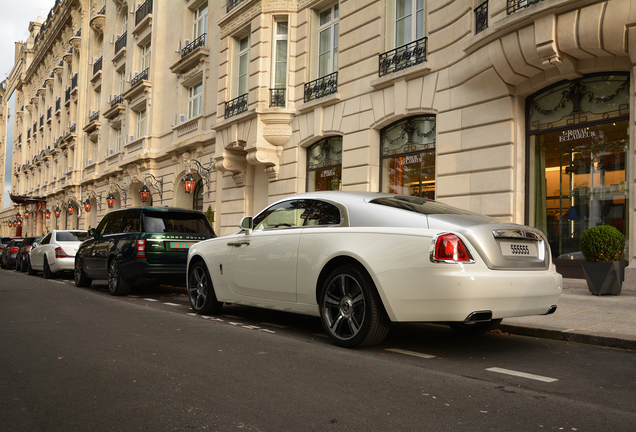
[182,158,213,197]
[15,219,22,227]
[107,192,115,208]
[183,173,195,194]
[139,184,151,203]
[54,206,61,218]
[8,221,12,228]
[108,183,128,208]
[84,199,92,213]
[67,203,74,216]
[45,209,51,219]
[84,191,102,213]
[15,212,21,221]
[141,173,164,203]
[24,210,30,219]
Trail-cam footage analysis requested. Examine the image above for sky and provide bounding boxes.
[0,0,55,83]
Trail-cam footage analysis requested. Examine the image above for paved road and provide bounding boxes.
[1,269,635,431]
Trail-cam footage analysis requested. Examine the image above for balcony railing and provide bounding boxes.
[130,68,149,88]
[507,0,544,14]
[115,32,127,54]
[70,123,76,133]
[71,73,78,89]
[47,107,52,120]
[97,5,105,15]
[181,33,206,58]
[304,72,338,103]
[40,116,44,127]
[65,87,71,102]
[475,1,488,34]
[378,37,427,77]
[135,0,153,25]
[93,56,103,75]
[224,93,248,119]
[227,0,247,13]
[89,111,100,123]
[27,129,31,139]
[55,98,61,112]
[111,94,123,107]
[270,88,286,108]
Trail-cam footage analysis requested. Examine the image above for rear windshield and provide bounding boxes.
[143,212,214,235]
[370,196,480,216]
[57,232,89,242]
[1,238,11,244]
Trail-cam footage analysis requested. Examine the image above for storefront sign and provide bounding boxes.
[321,169,336,178]
[559,128,596,142]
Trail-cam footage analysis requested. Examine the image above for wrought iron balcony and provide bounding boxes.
[131,68,149,88]
[47,107,52,120]
[135,0,153,26]
[55,98,61,112]
[18,133,21,143]
[93,56,103,75]
[65,87,71,102]
[111,94,123,107]
[27,129,31,139]
[304,72,338,103]
[181,33,206,58]
[70,123,76,133]
[76,28,81,37]
[507,0,544,14]
[40,116,44,127]
[71,73,78,89]
[475,1,488,34]
[224,93,248,119]
[89,111,100,123]
[115,32,127,54]
[270,88,286,107]
[378,37,427,77]
[97,5,105,15]
[227,0,247,13]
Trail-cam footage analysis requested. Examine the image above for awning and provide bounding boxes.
[9,194,47,205]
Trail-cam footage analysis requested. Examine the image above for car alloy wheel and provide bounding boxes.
[320,264,390,348]
[187,261,222,315]
[74,256,92,288]
[108,259,132,296]
[43,258,54,279]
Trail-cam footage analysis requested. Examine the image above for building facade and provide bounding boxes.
[1,0,635,282]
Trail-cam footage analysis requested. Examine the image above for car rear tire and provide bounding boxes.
[108,259,132,296]
[43,258,55,279]
[187,261,223,315]
[21,257,29,273]
[447,319,503,335]
[319,264,390,348]
[74,256,92,288]
[27,260,37,275]
[15,257,21,272]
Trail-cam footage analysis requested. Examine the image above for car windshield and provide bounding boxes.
[143,212,214,235]
[370,196,481,216]
[57,232,89,242]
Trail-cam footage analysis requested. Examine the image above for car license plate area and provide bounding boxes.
[169,242,196,250]
[499,240,538,258]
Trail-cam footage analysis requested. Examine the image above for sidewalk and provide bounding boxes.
[501,278,636,351]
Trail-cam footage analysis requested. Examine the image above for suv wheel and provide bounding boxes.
[74,256,92,288]
[108,259,132,296]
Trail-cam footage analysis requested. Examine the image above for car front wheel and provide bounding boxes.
[187,261,223,314]
[447,319,503,335]
[319,264,390,348]
[43,258,55,279]
[74,256,92,288]
[108,259,132,296]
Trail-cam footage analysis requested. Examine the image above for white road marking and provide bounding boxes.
[163,302,180,306]
[486,367,558,383]
[143,298,158,302]
[385,348,436,359]
[242,325,261,330]
[259,329,276,334]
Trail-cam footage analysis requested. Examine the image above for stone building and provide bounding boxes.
[1,0,635,282]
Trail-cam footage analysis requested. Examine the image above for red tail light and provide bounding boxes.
[10,247,19,253]
[55,247,70,258]
[434,234,472,262]
[136,240,146,258]
[26,246,32,252]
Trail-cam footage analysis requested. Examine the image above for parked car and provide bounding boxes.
[28,230,88,278]
[0,239,24,270]
[0,236,15,252]
[186,191,563,348]
[15,236,43,272]
[74,207,216,295]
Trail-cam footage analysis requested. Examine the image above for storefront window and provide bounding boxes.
[527,74,629,265]
[381,115,436,198]
[307,137,342,191]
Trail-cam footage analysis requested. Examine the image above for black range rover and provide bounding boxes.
[74,207,216,295]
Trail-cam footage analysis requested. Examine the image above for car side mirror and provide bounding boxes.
[88,228,97,238]
[239,216,253,233]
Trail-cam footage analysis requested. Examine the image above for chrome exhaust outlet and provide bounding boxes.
[465,310,493,323]
[543,305,557,315]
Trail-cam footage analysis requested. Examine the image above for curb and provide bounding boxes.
[499,323,636,351]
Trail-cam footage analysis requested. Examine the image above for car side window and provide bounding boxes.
[253,200,313,231]
[303,200,341,226]
[121,210,141,233]
[103,214,124,235]
[40,233,51,245]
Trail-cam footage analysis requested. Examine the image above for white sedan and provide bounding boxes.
[187,192,562,348]
[28,230,89,279]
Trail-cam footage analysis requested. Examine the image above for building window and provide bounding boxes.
[119,71,126,95]
[193,1,208,40]
[141,41,151,72]
[115,127,122,152]
[526,74,629,269]
[273,20,288,89]
[137,108,147,138]
[237,35,249,97]
[318,4,338,77]
[380,116,436,199]
[396,0,425,47]
[193,180,204,211]
[307,137,342,192]
[188,82,203,119]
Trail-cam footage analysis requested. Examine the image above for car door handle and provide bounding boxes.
[227,241,250,247]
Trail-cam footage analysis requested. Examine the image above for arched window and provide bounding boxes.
[193,180,204,211]
[380,115,436,198]
[307,137,342,191]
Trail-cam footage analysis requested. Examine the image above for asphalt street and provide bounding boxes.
[1,269,635,431]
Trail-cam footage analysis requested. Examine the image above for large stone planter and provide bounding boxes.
[581,260,626,295]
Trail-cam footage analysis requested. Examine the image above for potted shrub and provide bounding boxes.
[580,225,626,295]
